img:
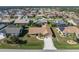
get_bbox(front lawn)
[19,35,44,49]
[0,34,44,49]
[53,27,79,49]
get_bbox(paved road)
[43,35,56,50]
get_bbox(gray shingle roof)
[5,26,21,34]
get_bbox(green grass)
[0,35,44,49]
[53,28,79,49]
[19,35,44,49]
[53,38,79,49]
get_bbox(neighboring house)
[1,19,14,23]
[0,24,7,30]
[66,19,77,26]
[47,13,54,18]
[58,26,79,36]
[36,13,44,18]
[14,16,30,24]
[27,13,35,18]
[73,19,79,25]
[0,15,14,23]
[52,19,67,26]
[4,25,22,36]
[28,24,52,36]
[33,18,47,25]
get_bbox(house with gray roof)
[51,19,67,27]
[4,25,22,36]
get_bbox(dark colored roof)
[7,24,16,27]
[54,20,66,25]
[59,27,65,31]
[0,29,6,33]
[0,24,6,29]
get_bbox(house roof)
[4,26,21,34]
[28,27,43,34]
[0,16,14,23]
[1,19,14,23]
[59,26,79,34]
[0,24,6,29]
[14,18,30,24]
[28,24,52,35]
[34,18,47,24]
[15,16,30,23]
[73,19,79,24]
[53,20,66,25]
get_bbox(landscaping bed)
[53,28,79,49]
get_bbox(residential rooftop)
[28,24,52,36]
[59,26,79,34]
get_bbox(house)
[33,18,47,26]
[28,24,52,36]
[27,13,35,18]
[66,19,77,26]
[0,24,7,30]
[0,15,14,23]
[36,13,44,18]
[14,16,30,24]
[47,13,54,18]
[73,19,79,25]
[4,25,22,36]
[1,19,14,23]
[52,19,67,26]
[58,26,79,36]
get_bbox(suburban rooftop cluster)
[0,7,79,49]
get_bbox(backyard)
[53,27,79,49]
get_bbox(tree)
[6,34,10,38]
[7,35,19,44]
[6,35,27,44]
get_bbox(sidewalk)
[43,35,56,50]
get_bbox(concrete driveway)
[43,35,56,50]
